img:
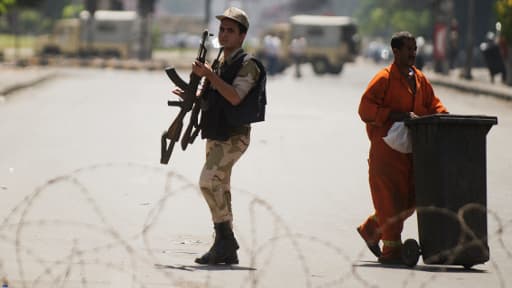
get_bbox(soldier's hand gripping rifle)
[160,30,211,165]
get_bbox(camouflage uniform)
[199,49,260,223]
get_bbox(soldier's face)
[218,19,246,49]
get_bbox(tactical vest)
[201,52,267,141]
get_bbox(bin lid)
[405,114,498,126]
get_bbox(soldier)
[173,7,266,265]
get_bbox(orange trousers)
[362,138,415,246]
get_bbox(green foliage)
[0,0,15,15]
[0,6,51,34]
[18,8,49,33]
[390,9,431,36]
[0,33,35,48]
[355,0,432,37]
[1,0,43,15]
[496,0,512,44]
[19,8,37,29]
[62,3,83,18]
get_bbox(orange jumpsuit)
[358,63,447,256]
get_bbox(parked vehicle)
[289,14,360,75]
[35,10,140,58]
[255,15,360,75]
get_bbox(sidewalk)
[426,67,512,101]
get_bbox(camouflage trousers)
[199,128,251,223]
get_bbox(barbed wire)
[0,162,510,287]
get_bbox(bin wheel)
[463,263,474,270]
[402,239,420,267]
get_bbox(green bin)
[403,114,497,268]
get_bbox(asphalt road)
[0,61,511,288]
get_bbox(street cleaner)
[357,31,448,264]
[167,7,267,265]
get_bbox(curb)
[428,74,512,101]
[0,56,190,98]
[27,56,187,71]
[0,71,57,97]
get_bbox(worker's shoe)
[357,216,382,258]
[378,243,404,265]
[195,221,239,265]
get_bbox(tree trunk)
[462,0,475,80]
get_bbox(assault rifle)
[160,30,211,164]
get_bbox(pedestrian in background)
[263,33,281,75]
[357,31,448,264]
[290,35,307,78]
[448,19,459,69]
[173,6,267,265]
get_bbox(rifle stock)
[160,132,174,164]
[160,112,184,164]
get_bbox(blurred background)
[0,0,511,85]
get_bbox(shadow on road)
[353,261,487,273]
[155,263,257,272]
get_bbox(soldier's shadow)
[155,263,257,272]
[354,261,487,273]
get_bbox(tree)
[496,0,512,43]
[62,3,83,18]
[0,0,15,15]
[496,0,512,85]
[355,0,432,37]
[1,0,43,14]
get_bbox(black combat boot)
[195,221,239,265]
[194,223,220,264]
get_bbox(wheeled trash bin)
[403,114,497,268]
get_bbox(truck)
[290,15,360,75]
[256,15,360,75]
[35,10,140,58]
